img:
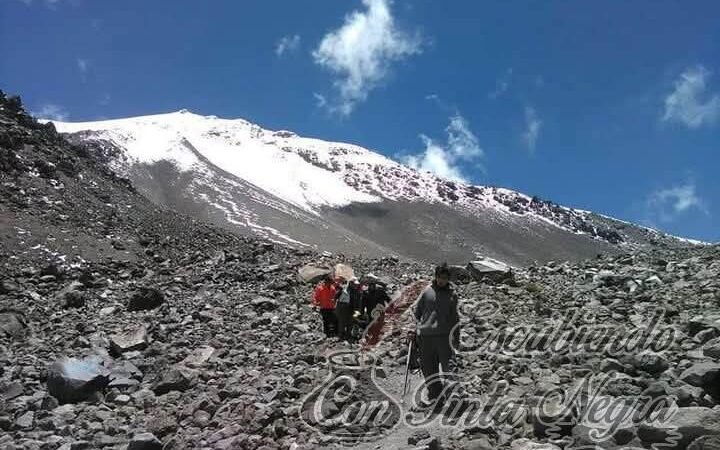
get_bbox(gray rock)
[467,258,512,282]
[110,325,150,355]
[697,328,720,344]
[0,310,28,339]
[293,324,310,333]
[58,281,86,308]
[509,439,561,450]
[703,337,720,359]
[409,429,431,445]
[680,363,720,395]
[14,411,34,429]
[1,381,23,400]
[99,306,116,316]
[114,394,131,405]
[46,356,109,404]
[600,358,625,373]
[459,437,494,450]
[689,435,720,450]
[638,407,720,449]
[631,352,669,375]
[128,287,164,311]
[153,367,196,395]
[0,415,11,431]
[448,265,471,282]
[297,264,332,284]
[251,296,278,311]
[127,432,162,450]
[181,345,216,368]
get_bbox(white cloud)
[18,0,64,7]
[32,104,69,121]
[647,181,709,223]
[522,106,542,152]
[275,35,301,57]
[312,0,422,116]
[313,93,327,108]
[77,58,88,73]
[662,65,720,128]
[489,68,513,99]
[400,114,483,183]
[77,58,89,82]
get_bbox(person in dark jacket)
[363,281,390,318]
[412,263,460,402]
[349,278,364,314]
[334,277,354,341]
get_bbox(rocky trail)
[2,91,720,449]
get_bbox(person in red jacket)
[312,276,337,337]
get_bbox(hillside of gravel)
[2,90,720,450]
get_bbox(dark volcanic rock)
[153,367,196,395]
[128,287,164,311]
[127,432,163,450]
[46,357,109,404]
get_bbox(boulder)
[408,429,431,445]
[14,411,34,429]
[531,398,576,438]
[638,407,720,449]
[631,352,670,375]
[251,297,278,311]
[0,310,28,339]
[46,357,109,404]
[510,439,561,450]
[57,281,86,309]
[689,435,720,450]
[703,338,720,359]
[109,325,150,356]
[153,367,196,395]
[688,316,720,337]
[696,328,720,344]
[297,264,332,284]
[333,263,355,281]
[448,265,472,283]
[467,258,513,283]
[128,287,164,311]
[181,346,216,368]
[127,432,163,450]
[298,264,332,284]
[680,363,720,395]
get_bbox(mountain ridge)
[49,109,704,265]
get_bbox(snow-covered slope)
[51,110,698,265]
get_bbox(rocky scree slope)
[0,91,429,449]
[2,92,720,450]
[351,245,720,450]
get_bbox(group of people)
[311,274,391,341]
[311,263,461,406]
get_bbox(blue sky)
[1,0,718,242]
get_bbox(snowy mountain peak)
[51,110,680,254]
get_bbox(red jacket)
[313,283,337,309]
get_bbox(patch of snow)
[51,110,703,245]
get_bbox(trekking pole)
[401,337,413,404]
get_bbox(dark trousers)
[418,334,452,400]
[335,303,352,340]
[320,309,337,337]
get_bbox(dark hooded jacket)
[414,282,460,337]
